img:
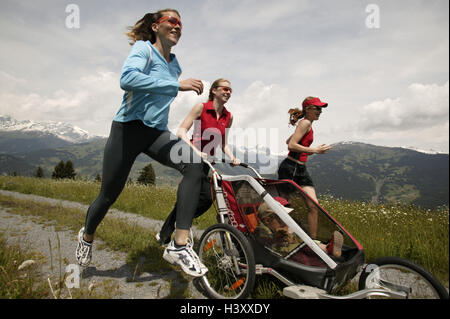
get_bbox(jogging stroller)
[195,159,449,299]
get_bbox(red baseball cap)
[302,97,328,108]
[274,197,294,213]
[274,196,289,206]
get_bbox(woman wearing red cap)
[278,96,332,240]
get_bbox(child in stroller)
[255,197,343,259]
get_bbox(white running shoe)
[186,238,208,274]
[76,227,93,267]
[163,240,208,277]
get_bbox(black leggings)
[84,120,203,235]
[158,163,213,243]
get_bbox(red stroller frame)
[220,177,365,293]
[195,159,449,299]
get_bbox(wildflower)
[18,259,36,270]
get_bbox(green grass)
[0,230,120,299]
[0,193,193,298]
[319,195,449,283]
[0,176,448,297]
[0,193,278,298]
[0,233,49,298]
[0,176,216,229]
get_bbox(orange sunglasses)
[218,86,233,93]
[156,16,182,29]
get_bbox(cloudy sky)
[0,0,448,153]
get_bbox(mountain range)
[0,115,102,145]
[306,142,448,209]
[0,116,448,209]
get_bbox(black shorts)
[277,158,314,187]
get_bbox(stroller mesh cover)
[223,179,361,269]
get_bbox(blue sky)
[0,0,448,153]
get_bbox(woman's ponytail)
[125,9,180,45]
[288,108,304,125]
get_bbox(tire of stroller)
[358,256,449,299]
[197,223,256,299]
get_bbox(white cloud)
[0,69,121,135]
[357,81,449,131]
[199,0,309,30]
[349,81,449,152]
[231,81,290,128]
[220,81,292,154]
[0,70,26,91]
[0,0,448,153]
[169,80,293,154]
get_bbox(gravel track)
[0,190,205,299]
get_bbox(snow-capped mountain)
[0,115,101,143]
[333,141,448,155]
[400,146,447,155]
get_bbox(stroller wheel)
[197,223,256,299]
[359,257,449,299]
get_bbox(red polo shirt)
[191,101,232,156]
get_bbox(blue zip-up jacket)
[114,40,181,130]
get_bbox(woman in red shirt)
[158,78,240,246]
[278,96,332,240]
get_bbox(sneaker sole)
[76,227,92,267]
[163,250,207,278]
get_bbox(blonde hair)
[125,9,180,45]
[208,78,230,101]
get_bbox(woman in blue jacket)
[76,9,208,277]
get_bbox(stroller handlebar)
[202,157,261,178]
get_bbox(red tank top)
[191,101,232,156]
[288,122,314,162]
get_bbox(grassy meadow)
[0,233,49,299]
[0,176,448,293]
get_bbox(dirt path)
[0,190,205,299]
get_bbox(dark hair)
[208,78,230,101]
[288,96,316,125]
[125,9,180,45]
